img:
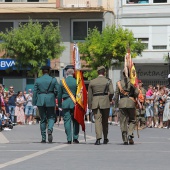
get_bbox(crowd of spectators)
[144,84,170,129]
[0,85,38,130]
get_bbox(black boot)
[47,130,53,143]
[128,136,134,145]
[122,132,128,145]
[103,139,109,144]
[95,139,101,145]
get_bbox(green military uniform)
[114,77,138,144]
[58,75,79,143]
[32,71,59,142]
[136,86,146,128]
[88,66,114,144]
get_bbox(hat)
[41,66,51,70]
[97,66,105,72]
[138,79,143,84]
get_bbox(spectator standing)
[8,86,16,123]
[108,98,114,124]
[15,91,25,125]
[136,80,146,130]
[163,88,170,128]
[55,99,64,125]
[156,87,166,128]
[153,87,159,127]
[25,89,33,125]
[145,85,154,128]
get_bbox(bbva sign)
[0,59,16,70]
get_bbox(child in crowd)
[146,85,154,106]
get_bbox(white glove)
[59,108,62,111]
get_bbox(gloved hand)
[59,108,62,111]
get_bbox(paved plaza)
[0,123,170,170]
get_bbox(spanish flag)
[73,44,87,132]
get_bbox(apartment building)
[113,0,170,87]
[0,0,114,91]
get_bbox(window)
[136,38,149,50]
[153,45,167,49]
[72,20,103,41]
[126,0,149,4]
[0,22,13,33]
[153,0,167,3]
[0,22,13,41]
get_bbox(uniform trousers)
[63,109,79,142]
[136,107,146,126]
[38,106,56,141]
[93,108,109,140]
[119,108,136,141]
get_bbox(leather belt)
[93,93,108,96]
[63,96,70,100]
[38,91,54,94]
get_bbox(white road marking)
[0,133,9,144]
[0,127,95,169]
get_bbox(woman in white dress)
[163,89,170,128]
[15,91,25,125]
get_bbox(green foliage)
[0,20,65,75]
[79,25,145,80]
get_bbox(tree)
[78,25,145,80]
[0,20,65,77]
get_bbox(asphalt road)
[0,123,170,170]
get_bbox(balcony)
[56,0,114,11]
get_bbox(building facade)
[113,0,170,88]
[0,0,114,91]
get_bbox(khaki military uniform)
[114,77,138,143]
[88,76,114,140]
[136,87,146,128]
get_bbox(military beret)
[41,65,51,70]
[97,66,105,72]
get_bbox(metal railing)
[60,0,113,10]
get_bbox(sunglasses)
[10,88,14,89]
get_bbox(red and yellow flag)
[124,49,138,87]
[73,44,87,132]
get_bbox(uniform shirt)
[88,75,114,110]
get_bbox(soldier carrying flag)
[114,49,139,145]
[58,43,87,144]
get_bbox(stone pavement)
[0,123,170,170]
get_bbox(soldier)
[114,70,139,145]
[32,66,59,143]
[58,68,79,144]
[88,66,114,145]
[136,80,146,130]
